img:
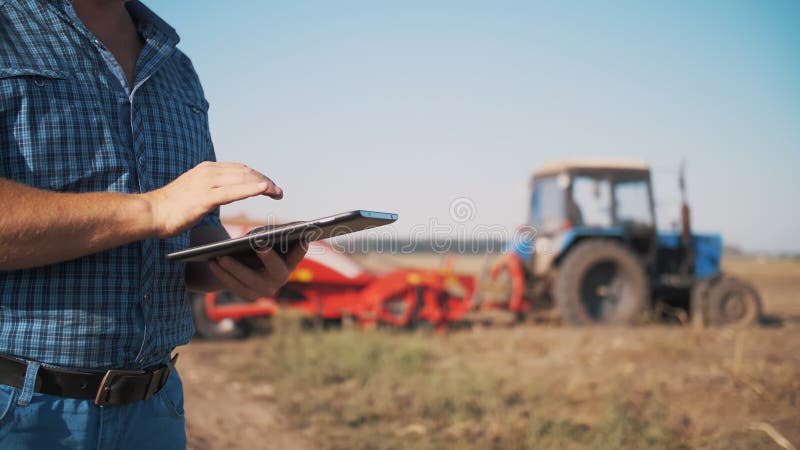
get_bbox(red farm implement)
[191,218,484,339]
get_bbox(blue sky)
[149,1,800,252]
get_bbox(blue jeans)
[0,367,186,449]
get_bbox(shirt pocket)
[0,67,70,80]
[0,68,72,126]
[137,88,213,187]
[0,67,123,192]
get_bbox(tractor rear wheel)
[706,276,762,327]
[191,292,253,340]
[554,240,648,325]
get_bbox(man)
[0,0,304,448]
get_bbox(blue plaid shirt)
[0,0,219,369]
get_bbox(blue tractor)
[481,159,762,327]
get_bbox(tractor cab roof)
[533,158,650,179]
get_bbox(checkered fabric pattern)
[0,0,220,369]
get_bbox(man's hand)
[0,161,293,274]
[207,244,308,300]
[143,161,283,238]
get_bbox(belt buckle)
[94,368,145,406]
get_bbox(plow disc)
[358,271,453,328]
[477,254,527,313]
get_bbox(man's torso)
[0,0,217,369]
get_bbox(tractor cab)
[531,160,654,235]
[522,159,657,276]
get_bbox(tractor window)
[615,180,653,227]
[571,177,612,227]
[530,176,565,233]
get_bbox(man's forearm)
[0,178,156,270]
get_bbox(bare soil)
[182,338,314,450]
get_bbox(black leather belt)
[0,353,176,406]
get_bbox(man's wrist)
[129,193,162,240]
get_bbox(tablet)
[166,210,398,265]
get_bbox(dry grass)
[229,311,799,450]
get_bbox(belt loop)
[164,353,178,385]
[17,361,40,406]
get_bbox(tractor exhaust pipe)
[679,160,695,276]
[679,160,691,248]
[680,202,692,250]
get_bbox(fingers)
[205,238,308,303]
[208,258,264,300]
[196,161,283,200]
[209,171,268,188]
[214,255,288,299]
[284,240,309,270]
[211,170,282,199]
[256,249,291,288]
[208,182,273,206]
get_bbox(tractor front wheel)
[690,275,720,328]
[705,276,762,328]
[554,240,648,326]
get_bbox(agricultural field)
[180,257,800,450]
